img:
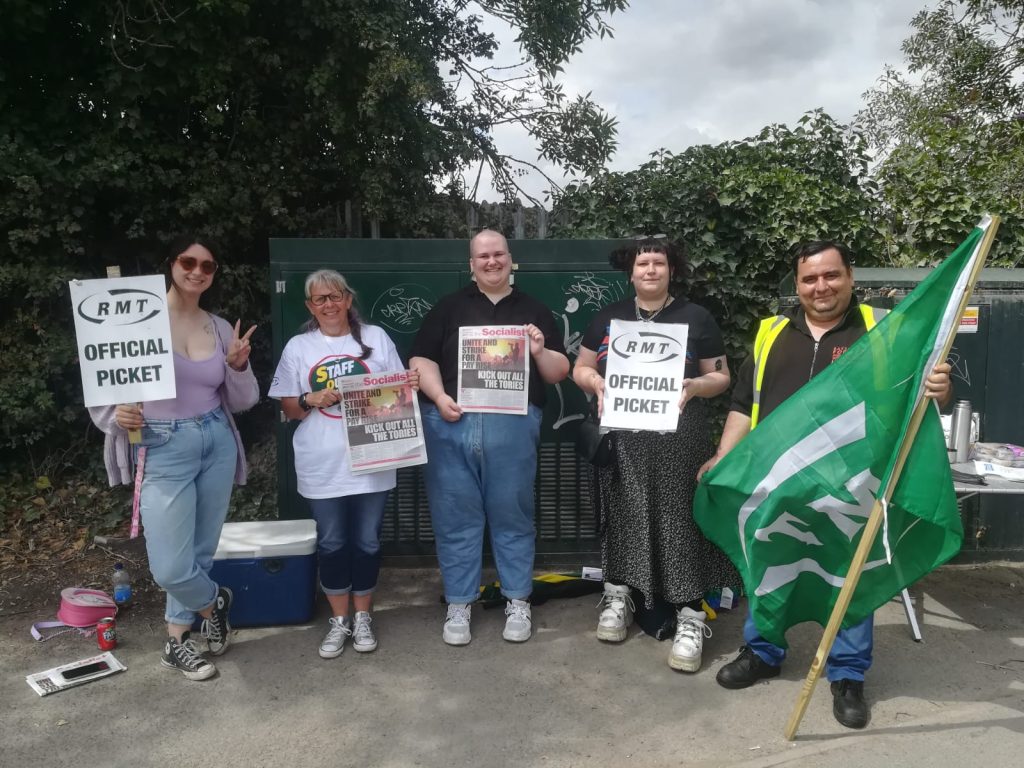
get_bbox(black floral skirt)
[596,399,741,608]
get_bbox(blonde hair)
[303,269,373,359]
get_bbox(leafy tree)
[552,111,881,361]
[858,0,1024,263]
[0,0,624,463]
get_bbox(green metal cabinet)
[269,238,631,562]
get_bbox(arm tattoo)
[715,358,723,371]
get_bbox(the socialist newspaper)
[456,325,530,415]
[339,370,426,474]
[599,319,689,432]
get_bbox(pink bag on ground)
[31,588,118,641]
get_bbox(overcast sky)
[473,0,931,202]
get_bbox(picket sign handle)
[104,265,143,445]
[783,216,1000,741]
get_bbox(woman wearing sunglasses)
[89,235,259,681]
[269,270,417,660]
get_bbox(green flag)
[694,222,990,648]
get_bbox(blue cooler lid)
[213,520,318,559]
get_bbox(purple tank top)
[144,352,226,420]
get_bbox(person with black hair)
[702,240,953,729]
[573,237,739,673]
[89,236,259,681]
[269,269,417,659]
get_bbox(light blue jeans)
[305,491,389,596]
[137,408,236,626]
[744,610,874,682]
[422,404,542,604]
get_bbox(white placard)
[340,370,427,475]
[69,275,175,407]
[599,319,688,432]
[456,325,530,415]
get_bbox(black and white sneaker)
[161,633,216,681]
[201,586,233,656]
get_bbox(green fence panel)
[270,238,631,562]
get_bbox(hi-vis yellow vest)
[749,305,888,429]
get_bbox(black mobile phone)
[61,661,111,681]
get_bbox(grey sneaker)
[442,603,472,646]
[352,611,378,653]
[319,616,352,659]
[596,583,634,642]
[668,607,710,672]
[503,599,532,642]
[201,586,233,656]
[161,632,216,681]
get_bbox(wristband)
[298,393,313,412]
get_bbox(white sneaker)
[319,616,351,659]
[596,583,634,642]
[502,599,532,642]
[442,603,472,646]
[352,611,378,653]
[668,607,710,672]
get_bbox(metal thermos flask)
[950,399,973,463]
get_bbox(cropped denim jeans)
[305,491,389,595]
[422,403,542,604]
[744,610,874,682]
[137,408,236,626]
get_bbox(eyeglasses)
[176,255,219,275]
[632,233,667,241]
[309,292,349,306]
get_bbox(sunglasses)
[309,292,349,306]
[176,255,219,275]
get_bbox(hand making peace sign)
[226,319,257,371]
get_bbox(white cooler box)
[208,520,318,627]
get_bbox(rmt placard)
[69,275,176,407]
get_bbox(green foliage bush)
[552,111,883,362]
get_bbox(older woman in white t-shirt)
[269,270,417,659]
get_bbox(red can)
[97,617,117,651]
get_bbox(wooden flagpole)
[783,215,1001,740]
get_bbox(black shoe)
[716,645,781,689]
[831,679,869,729]
[201,586,233,656]
[161,632,216,681]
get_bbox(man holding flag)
[696,239,957,730]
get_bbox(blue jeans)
[744,610,874,682]
[422,404,542,604]
[306,491,388,595]
[137,408,237,626]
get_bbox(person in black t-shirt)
[410,229,569,647]
[573,237,739,674]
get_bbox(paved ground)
[2,564,1023,768]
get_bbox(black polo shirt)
[409,282,566,408]
[731,299,874,422]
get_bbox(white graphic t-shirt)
[269,325,405,499]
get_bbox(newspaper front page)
[456,325,530,415]
[340,370,426,474]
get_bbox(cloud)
[467,0,929,201]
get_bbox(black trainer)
[161,632,216,681]
[716,645,781,689]
[831,679,870,729]
[201,586,233,656]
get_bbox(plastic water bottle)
[112,562,132,607]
